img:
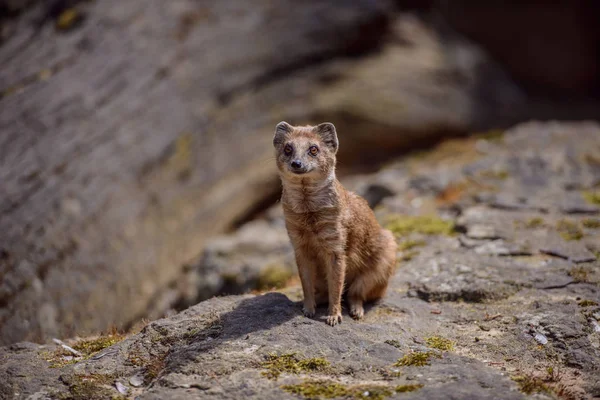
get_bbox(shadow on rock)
[165,292,298,373]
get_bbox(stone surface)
[189,218,295,305]
[3,0,600,345]
[0,0,393,345]
[4,121,598,399]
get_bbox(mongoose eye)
[308,145,319,156]
[284,144,293,156]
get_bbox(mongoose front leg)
[295,249,317,318]
[326,252,345,326]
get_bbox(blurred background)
[1,0,600,345]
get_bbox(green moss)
[257,264,293,290]
[125,346,168,385]
[479,169,509,180]
[384,340,402,349]
[40,333,125,368]
[584,153,600,167]
[569,266,592,283]
[578,299,598,307]
[282,381,349,398]
[386,215,455,237]
[556,220,584,241]
[400,250,419,262]
[40,349,79,368]
[55,8,80,31]
[512,375,551,395]
[583,190,600,206]
[182,328,200,339]
[395,384,424,393]
[72,334,125,356]
[56,374,124,400]
[282,380,420,400]
[143,352,167,384]
[261,353,330,379]
[1,84,24,98]
[394,351,438,367]
[166,133,193,180]
[582,218,600,229]
[398,239,426,251]
[524,217,545,229]
[425,336,455,351]
[474,129,504,142]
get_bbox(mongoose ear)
[274,121,292,147]
[315,122,338,153]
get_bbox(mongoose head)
[273,121,338,182]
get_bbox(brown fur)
[273,121,397,326]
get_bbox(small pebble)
[115,381,128,395]
[129,374,144,387]
[591,320,600,333]
[534,333,548,345]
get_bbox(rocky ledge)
[1,121,599,400]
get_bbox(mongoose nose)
[291,160,303,169]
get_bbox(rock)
[472,240,532,257]
[3,0,600,345]
[129,374,144,387]
[0,0,393,345]
[190,217,295,304]
[466,224,504,240]
[115,381,128,395]
[1,121,600,398]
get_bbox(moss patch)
[569,266,592,283]
[125,345,168,385]
[257,264,293,290]
[395,384,424,393]
[394,351,438,367]
[40,348,79,368]
[474,129,504,142]
[384,340,402,349]
[425,336,455,351]
[400,250,419,262]
[398,239,426,251]
[41,333,125,368]
[524,217,545,229]
[582,218,600,229]
[282,380,423,400]
[386,215,455,237]
[282,381,349,399]
[72,333,125,356]
[56,374,124,400]
[583,190,600,206]
[261,353,330,379]
[578,299,598,307]
[55,8,81,31]
[479,169,509,180]
[143,352,168,384]
[512,375,551,395]
[556,220,583,241]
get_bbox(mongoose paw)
[349,305,364,320]
[302,306,316,318]
[326,313,343,326]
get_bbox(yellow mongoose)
[273,121,397,326]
